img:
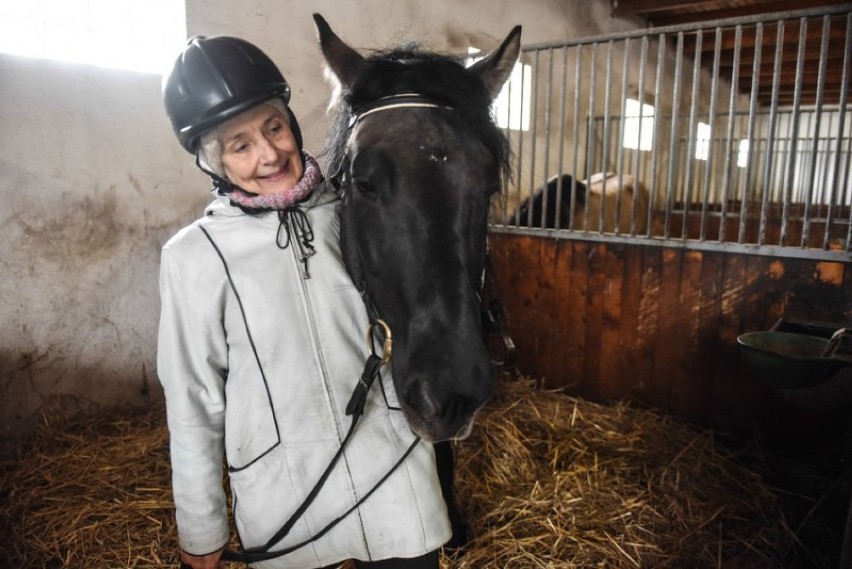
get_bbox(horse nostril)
[407,381,486,423]
[406,382,439,420]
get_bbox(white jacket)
[157,183,451,568]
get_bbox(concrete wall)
[0,0,642,454]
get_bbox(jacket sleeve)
[157,238,230,555]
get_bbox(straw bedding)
[0,380,830,568]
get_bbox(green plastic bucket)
[736,331,846,390]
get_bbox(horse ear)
[468,25,522,101]
[313,13,368,90]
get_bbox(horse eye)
[351,177,374,195]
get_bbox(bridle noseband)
[347,93,453,129]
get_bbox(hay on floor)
[449,379,792,568]
[0,379,829,568]
[0,395,178,567]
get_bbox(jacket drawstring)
[277,208,315,279]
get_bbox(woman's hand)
[179,547,225,569]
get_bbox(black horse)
[511,172,650,233]
[316,15,521,443]
[512,174,587,229]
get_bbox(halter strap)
[348,93,453,128]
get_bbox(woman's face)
[220,103,303,195]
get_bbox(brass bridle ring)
[366,319,393,364]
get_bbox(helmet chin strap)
[194,151,239,195]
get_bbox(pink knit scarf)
[226,152,322,211]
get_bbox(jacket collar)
[204,179,339,218]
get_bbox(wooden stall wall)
[489,233,852,439]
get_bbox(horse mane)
[321,44,512,186]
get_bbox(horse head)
[314,14,520,442]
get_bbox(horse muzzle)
[395,344,495,442]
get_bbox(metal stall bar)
[583,43,598,232]
[683,29,703,240]
[802,15,831,248]
[540,48,554,230]
[780,17,808,246]
[633,35,649,236]
[599,40,615,234]
[826,114,836,208]
[510,55,523,227]
[847,134,852,252]
[570,44,583,230]
[615,37,630,236]
[647,34,665,236]
[759,20,785,247]
[827,13,852,250]
[738,23,763,244]
[846,130,852,252]
[664,32,684,239]
[718,25,743,244]
[526,50,541,228]
[504,55,515,225]
[780,111,795,205]
[701,28,723,242]
[555,46,568,231]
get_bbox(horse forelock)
[321,43,512,187]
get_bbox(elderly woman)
[159,36,450,569]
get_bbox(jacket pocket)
[224,383,280,471]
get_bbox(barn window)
[622,97,655,151]
[468,47,531,131]
[737,139,749,168]
[695,122,711,161]
[0,0,186,74]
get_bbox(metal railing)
[491,5,852,261]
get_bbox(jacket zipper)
[285,211,372,557]
[288,239,342,441]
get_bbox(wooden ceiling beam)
[741,73,846,92]
[705,45,849,65]
[683,51,846,76]
[760,94,845,106]
[722,55,849,78]
[634,0,851,27]
[608,1,850,108]
[610,0,720,18]
[680,22,849,54]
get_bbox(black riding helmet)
[162,35,303,155]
